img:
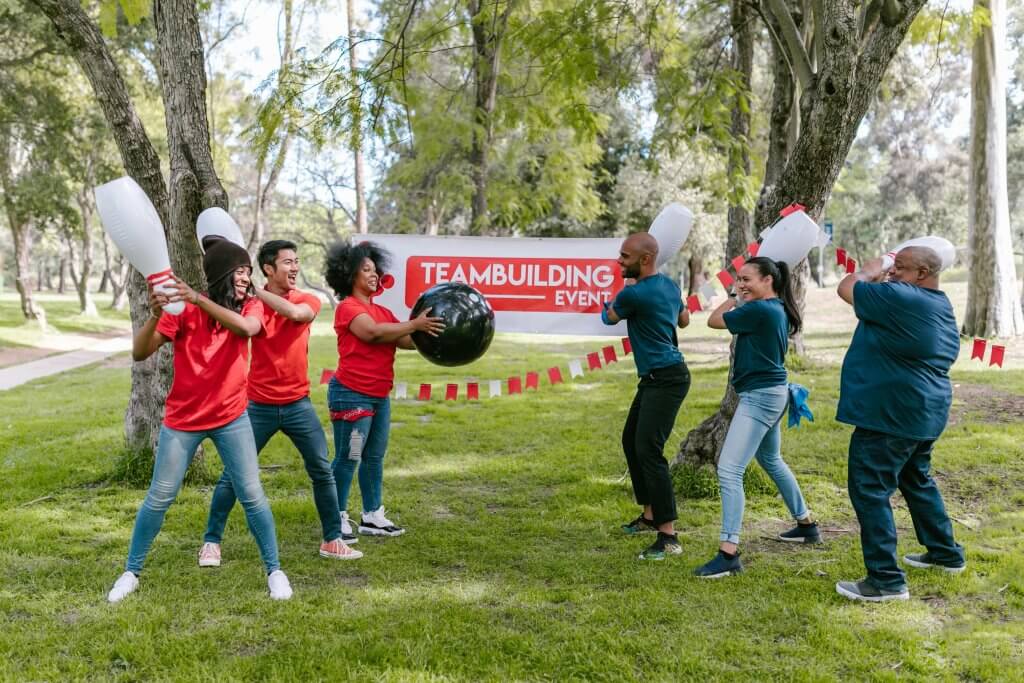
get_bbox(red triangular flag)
[746,241,760,257]
[547,367,563,385]
[621,337,632,355]
[845,258,856,274]
[466,382,480,400]
[525,372,539,390]
[717,270,734,288]
[971,338,987,361]
[445,383,458,401]
[989,344,1005,368]
[417,384,432,401]
[686,294,702,313]
[779,203,806,217]
[603,345,618,364]
[320,369,333,385]
[731,255,746,272]
[508,376,522,394]
[836,248,847,267]
[587,352,601,370]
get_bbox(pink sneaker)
[319,538,363,560]
[198,542,221,567]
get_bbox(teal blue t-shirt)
[837,281,959,441]
[723,298,788,393]
[609,274,684,376]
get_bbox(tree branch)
[763,0,815,88]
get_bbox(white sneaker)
[358,506,405,537]
[339,511,358,544]
[267,570,293,600]
[198,542,221,567]
[107,571,139,603]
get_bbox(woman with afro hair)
[324,240,444,539]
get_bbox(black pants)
[622,362,691,526]
[848,427,965,591]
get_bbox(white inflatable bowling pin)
[94,177,184,315]
[648,203,694,268]
[757,210,830,267]
[881,236,956,271]
[196,207,246,252]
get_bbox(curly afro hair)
[324,240,392,299]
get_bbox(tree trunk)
[348,0,368,234]
[33,0,223,480]
[725,0,755,261]
[10,222,40,320]
[110,257,129,310]
[677,0,929,469]
[57,257,67,294]
[687,252,705,296]
[963,0,1023,337]
[468,0,511,234]
[72,190,98,316]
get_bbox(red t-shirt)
[156,297,264,431]
[248,289,322,405]
[334,297,399,398]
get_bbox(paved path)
[0,335,132,391]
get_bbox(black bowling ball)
[410,282,495,366]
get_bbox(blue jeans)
[328,378,391,514]
[204,398,342,545]
[125,413,280,574]
[848,427,965,592]
[717,385,810,544]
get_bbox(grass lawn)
[1,286,1023,681]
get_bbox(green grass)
[1,289,1023,681]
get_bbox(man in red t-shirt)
[199,240,361,565]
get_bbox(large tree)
[29,0,224,463]
[677,0,931,468]
[962,0,1024,338]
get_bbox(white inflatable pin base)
[94,176,184,315]
[648,203,694,268]
[757,210,830,267]
[196,207,246,252]
[881,236,956,271]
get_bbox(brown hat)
[203,238,251,287]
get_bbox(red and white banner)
[366,234,626,336]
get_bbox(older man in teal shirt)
[834,246,966,602]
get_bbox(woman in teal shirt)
[694,257,818,578]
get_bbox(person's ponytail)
[773,260,802,335]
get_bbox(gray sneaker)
[903,552,965,574]
[836,579,909,602]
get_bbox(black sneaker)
[903,552,966,574]
[694,550,743,578]
[778,521,822,544]
[622,515,657,535]
[835,579,909,602]
[638,532,682,560]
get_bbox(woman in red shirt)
[324,241,443,538]
[107,239,290,603]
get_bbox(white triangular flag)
[394,382,407,399]
[700,282,717,303]
[568,359,583,378]
[488,379,502,398]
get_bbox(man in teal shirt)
[834,247,966,602]
[602,232,691,560]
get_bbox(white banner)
[365,234,627,336]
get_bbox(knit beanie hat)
[202,238,251,287]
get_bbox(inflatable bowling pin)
[196,207,246,252]
[757,209,829,267]
[648,203,694,268]
[881,236,956,271]
[94,177,185,315]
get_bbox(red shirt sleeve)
[334,298,365,334]
[156,307,183,340]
